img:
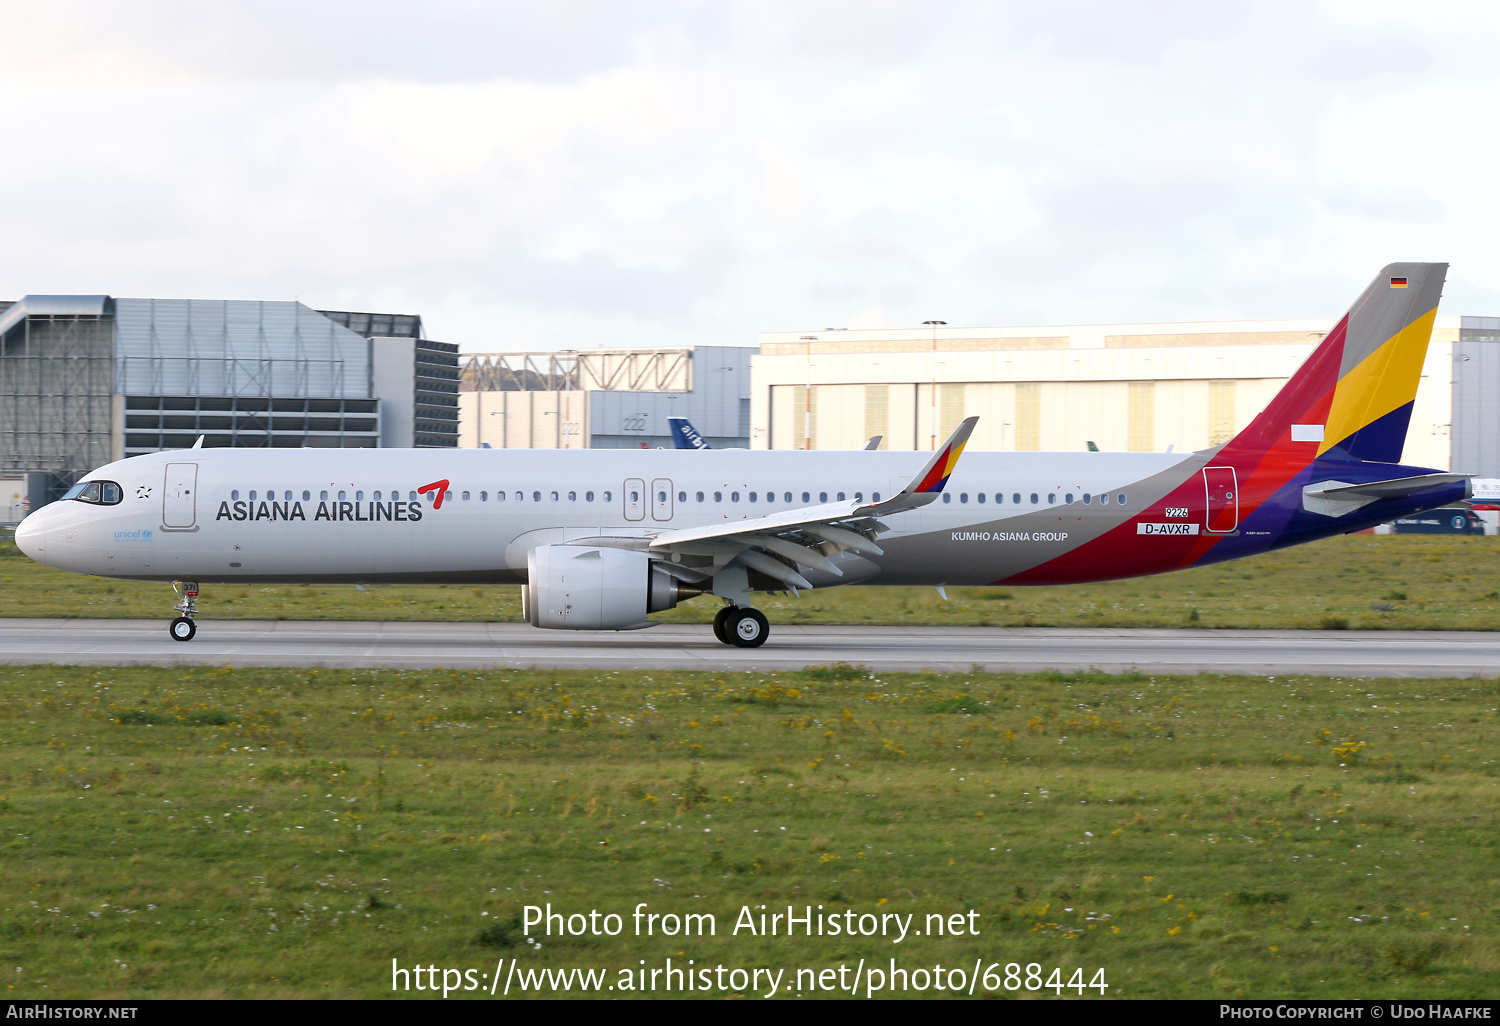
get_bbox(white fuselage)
[16,447,1189,587]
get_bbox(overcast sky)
[2,0,1498,350]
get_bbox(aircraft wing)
[643,417,978,590]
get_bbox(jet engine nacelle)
[523,545,699,630]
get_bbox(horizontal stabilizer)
[1303,472,1471,517]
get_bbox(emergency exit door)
[623,478,645,521]
[1203,466,1239,534]
[651,478,674,521]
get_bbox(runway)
[0,618,1493,676]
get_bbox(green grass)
[1,664,1496,998]
[3,534,1500,631]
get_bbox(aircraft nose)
[14,508,47,563]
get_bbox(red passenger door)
[1203,466,1238,534]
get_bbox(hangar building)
[0,295,457,502]
[459,345,752,449]
[752,315,1500,476]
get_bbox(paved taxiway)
[0,618,1493,676]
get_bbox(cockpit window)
[63,480,122,505]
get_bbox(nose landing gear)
[169,581,198,642]
[712,603,769,648]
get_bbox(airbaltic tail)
[668,417,712,450]
[14,264,1467,647]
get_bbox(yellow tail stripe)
[1318,307,1437,456]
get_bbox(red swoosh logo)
[417,479,450,509]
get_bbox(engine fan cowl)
[525,545,702,630]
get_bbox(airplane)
[671,416,881,452]
[13,263,1469,649]
[668,417,712,450]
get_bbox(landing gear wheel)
[712,606,735,643]
[169,616,197,642]
[729,608,769,648]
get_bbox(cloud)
[0,0,1498,351]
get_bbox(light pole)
[923,320,946,449]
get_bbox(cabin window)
[1100,493,1109,505]
[302,490,310,501]
[550,491,558,502]
[819,492,828,502]
[696,491,704,502]
[783,492,792,502]
[1117,493,1127,505]
[678,491,686,502]
[532,491,541,502]
[569,491,576,502]
[976,492,985,503]
[232,490,240,500]
[338,490,347,501]
[731,492,740,502]
[495,491,505,502]
[872,492,881,502]
[461,491,470,501]
[603,490,612,502]
[479,491,487,501]
[630,490,639,503]
[960,493,968,503]
[854,492,863,501]
[749,492,757,502]
[1029,493,1038,504]
[376,491,384,501]
[714,491,722,502]
[802,492,810,503]
[1065,493,1073,504]
[356,491,364,501]
[585,491,594,501]
[943,493,952,503]
[408,491,417,501]
[321,490,329,501]
[1047,493,1056,504]
[446,491,453,502]
[837,492,845,501]
[249,491,257,501]
[658,490,667,503]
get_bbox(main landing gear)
[169,581,198,642]
[712,604,769,648]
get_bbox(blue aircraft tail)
[668,417,711,450]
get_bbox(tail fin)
[668,417,711,450]
[1228,262,1446,465]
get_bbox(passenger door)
[651,478,673,521]
[162,463,199,531]
[1203,466,1238,534]
[623,478,645,521]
